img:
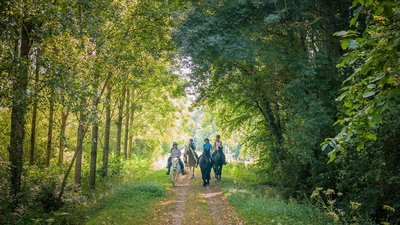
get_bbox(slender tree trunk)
[128,98,135,159]
[29,53,40,165]
[102,84,111,176]
[74,114,86,187]
[45,92,55,167]
[89,74,100,188]
[9,22,33,200]
[89,122,98,188]
[116,86,126,156]
[256,98,282,143]
[58,109,68,165]
[123,89,130,159]
[59,122,87,200]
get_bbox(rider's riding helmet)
[172,142,178,147]
[216,135,220,139]
[204,138,209,142]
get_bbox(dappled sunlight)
[204,191,222,199]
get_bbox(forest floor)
[150,170,243,225]
[87,163,333,225]
[86,167,243,225]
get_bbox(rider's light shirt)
[171,148,181,158]
[214,141,223,150]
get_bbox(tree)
[323,0,400,161]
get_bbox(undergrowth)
[220,163,335,225]
[0,156,167,225]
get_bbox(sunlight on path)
[150,169,243,225]
[172,181,190,225]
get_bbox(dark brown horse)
[212,146,224,181]
[184,146,197,179]
[199,151,212,186]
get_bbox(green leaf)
[365,133,377,141]
[362,91,375,98]
[348,40,359,49]
[335,31,348,37]
[356,141,364,151]
[341,39,349,50]
[386,77,398,86]
[327,150,336,163]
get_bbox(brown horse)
[184,146,198,179]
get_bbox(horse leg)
[206,169,211,185]
[220,165,223,180]
[201,169,206,186]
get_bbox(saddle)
[200,153,212,164]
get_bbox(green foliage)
[0,157,162,224]
[174,0,349,204]
[86,171,169,225]
[324,0,400,160]
[35,180,62,213]
[221,164,334,225]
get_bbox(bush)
[35,180,62,212]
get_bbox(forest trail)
[150,169,243,225]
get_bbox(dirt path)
[151,170,242,225]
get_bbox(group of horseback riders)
[166,135,226,175]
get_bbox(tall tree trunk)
[45,92,55,167]
[9,22,33,200]
[89,79,100,188]
[128,97,135,159]
[102,84,111,176]
[74,114,86,187]
[58,109,68,165]
[59,122,87,201]
[123,89,130,159]
[89,122,98,188]
[29,51,40,165]
[116,86,126,156]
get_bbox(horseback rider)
[166,142,186,175]
[187,138,199,166]
[202,138,212,161]
[212,135,227,165]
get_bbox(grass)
[219,163,335,225]
[20,169,171,225]
[85,171,170,225]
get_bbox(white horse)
[170,157,181,186]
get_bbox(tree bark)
[128,97,135,159]
[9,22,33,200]
[123,89,130,159]
[59,122,87,200]
[102,83,111,176]
[116,86,126,156]
[45,91,55,167]
[89,84,100,188]
[89,122,98,188]
[58,109,68,165]
[29,52,40,165]
[74,114,86,187]
[256,98,282,143]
